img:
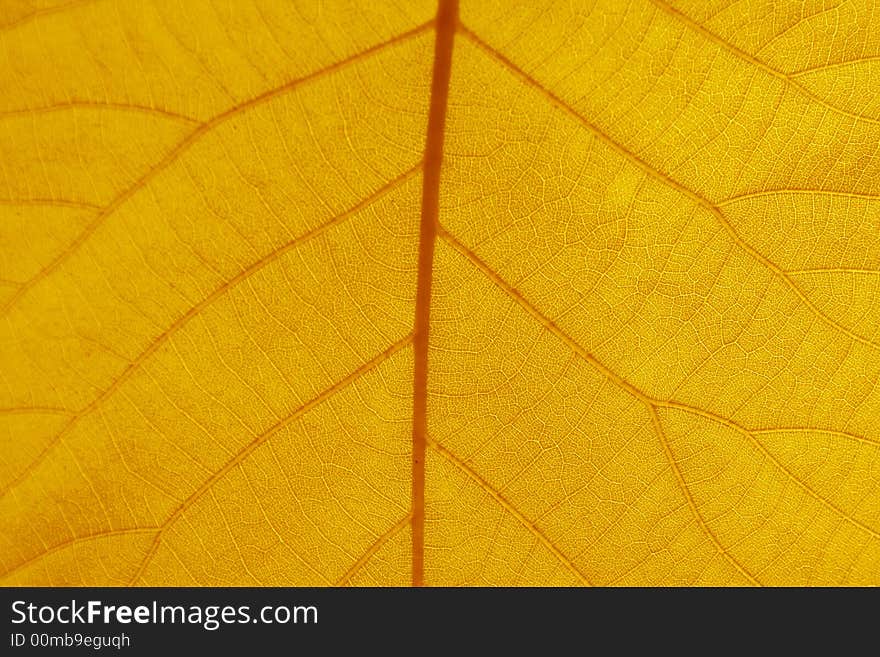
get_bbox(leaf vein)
[646,0,880,125]
[336,514,412,586]
[649,407,761,585]
[0,166,421,501]
[427,436,593,586]
[129,335,413,584]
[458,24,880,350]
[0,101,200,124]
[440,227,880,542]
[0,528,157,581]
[0,20,433,316]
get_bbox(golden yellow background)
[1,0,879,585]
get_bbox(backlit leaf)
[1,0,879,586]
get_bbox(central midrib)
[411,0,458,588]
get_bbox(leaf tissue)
[1,0,879,586]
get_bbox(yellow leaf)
[1,0,879,586]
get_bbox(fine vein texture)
[1,0,879,587]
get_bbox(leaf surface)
[1,0,879,586]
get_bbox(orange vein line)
[0,0,99,33]
[0,406,74,416]
[751,427,880,448]
[440,229,880,565]
[438,228,656,407]
[427,436,593,586]
[130,336,413,585]
[663,401,880,540]
[786,268,880,277]
[719,188,880,205]
[648,407,760,585]
[0,101,201,125]
[0,198,102,210]
[0,166,420,501]
[459,25,880,351]
[647,0,880,125]
[411,0,457,589]
[791,56,880,76]
[336,513,412,586]
[0,528,157,580]
[0,20,433,316]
